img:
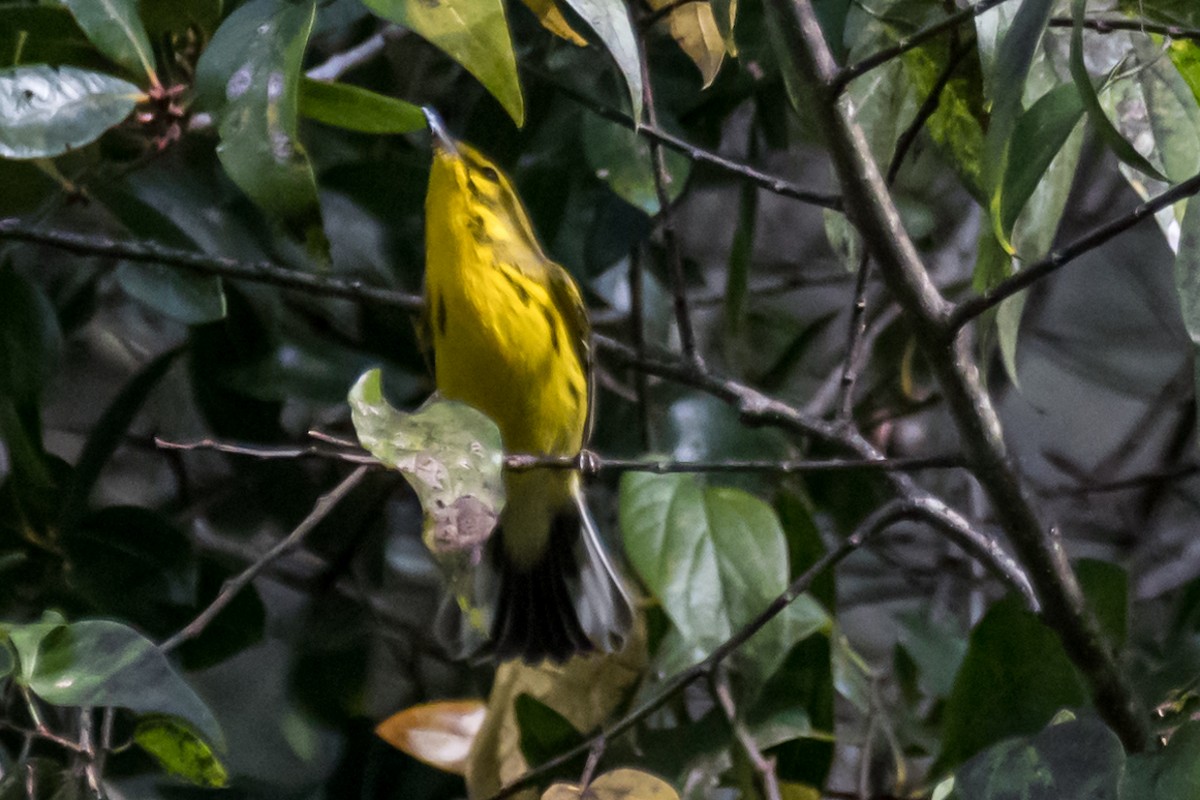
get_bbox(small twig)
[629,246,653,449]
[834,0,1017,91]
[579,738,607,788]
[161,466,368,652]
[1047,16,1200,41]
[155,436,377,464]
[711,668,782,800]
[948,169,1200,331]
[307,28,394,82]
[637,23,701,367]
[525,69,842,210]
[0,220,423,312]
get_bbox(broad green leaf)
[349,369,504,563]
[135,716,229,787]
[1075,559,1128,651]
[935,596,1088,772]
[581,109,690,215]
[901,34,988,201]
[299,78,425,133]
[1069,0,1165,184]
[1123,720,1200,798]
[91,180,227,324]
[61,0,157,83]
[750,634,835,789]
[560,0,643,121]
[1115,0,1199,33]
[619,473,828,682]
[362,0,524,126]
[896,612,967,699]
[0,611,66,682]
[982,0,1053,249]
[995,83,1086,245]
[1169,40,1200,107]
[0,65,141,159]
[949,717,1123,800]
[514,693,585,767]
[647,0,726,87]
[0,266,62,408]
[23,620,225,748]
[194,0,327,258]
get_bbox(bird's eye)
[480,166,500,182]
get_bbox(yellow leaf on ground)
[466,617,648,799]
[647,0,726,87]
[520,0,588,46]
[375,699,487,775]
[542,768,679,800]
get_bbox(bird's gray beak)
[423,107,459,157]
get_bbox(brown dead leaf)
[542,768,680,800]
[376,699,487,775]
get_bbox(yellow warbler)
[422,108,633,663]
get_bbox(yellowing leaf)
[466,620,648,798]
[647,0,726,88]
[375,700,487,775]
[520,0,587,46]
[542,768,680,800]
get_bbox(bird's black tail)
[490,498,633,664]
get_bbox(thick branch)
[769,0,1147,750]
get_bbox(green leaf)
[1169,39,1200,107]
[581,109,690,215]
[1123,720,1200,798]
[982,0,1053,249]
[0,266,62,409]
[349,369,504,563]
[950,716,1123,800]
[195,0,327,258]
[619,473,828,681]
[514,693,585,767]
[896,612,967,699]
[1075,559,1128,651]
[935,596,1088,772]
[1069,0,1166,183]
[1,611,66,681]
[0,65,141,159]
[135,715,229,787]
[1176,197,1200,442]
[362,0,523,126]
[61,0,157,83]
[63,506,195,628]
[994,83,1086,246]
[60,348,181,530]
[22,620,225,748]
[298,78,425,133]
[559,0,643,122]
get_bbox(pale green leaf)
[61,0,157,82]
[362,0,523,126]
[560,0,643,121]
[299,78,425,134]
[135,716,229,788]
[0,65,141,159]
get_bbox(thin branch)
[948,169,1200,331]
[160,466,368,652]
[773,0,1147,750]
[712,668,782,800]
[637,25,701,366]
[526,69,843,210]
[306,28,392,81]
[485,498,919,800]
[157,435,966,475]
[834,0,1017,91]
[0,219,423,312]
[1047,16,1200,41]
[836,37,973,419]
